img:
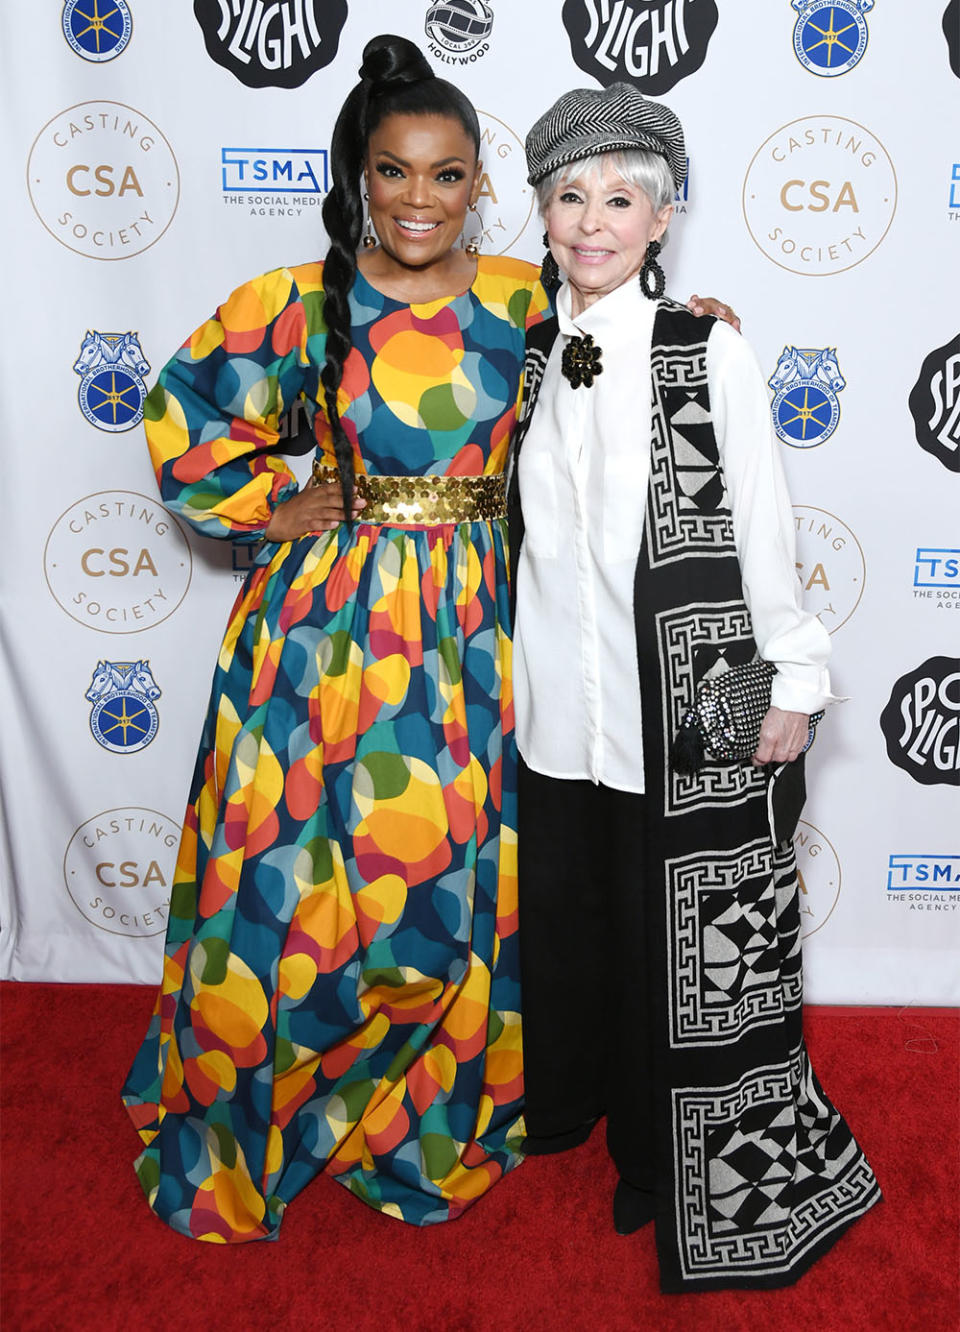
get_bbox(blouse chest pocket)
[518,449,559,560]
[602,454,648,564]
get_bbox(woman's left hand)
[687,294,741,332]
[752,707,810,766]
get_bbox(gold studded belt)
[311,461,506,525]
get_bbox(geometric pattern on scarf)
[666,838,803,1048]
[673,1044,878,1281]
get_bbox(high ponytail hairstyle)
[319,34,481,520]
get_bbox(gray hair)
[534,148,675,217]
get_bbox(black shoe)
[613,1179,656,1235]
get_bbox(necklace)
[561,333,603,389]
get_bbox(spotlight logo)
[62,0,133,61]
[794,819,841,938]
[193,0,346,88]
[425,0,493,62]
[791,1,873,77]
[469,111,536,255]
[880,657,960,786]
[44,491,192,633]
[908,333,960,472]
[886,854,960,914]
[63,808,178,936]
[793,506,865,633]
[221,147,328,219]
[562,0,719,93]
[86,659,161,754]
[27,101,179,261]
[73,330,150,432]
[768,345,846,447]
[743,116,896,276]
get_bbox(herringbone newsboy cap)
[525,82,686,190]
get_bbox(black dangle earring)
[362,191,377,249]
[464,203,483,256]
[540,231,561,292]
[639,238,665,299]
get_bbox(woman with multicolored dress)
[122,34,549,1240]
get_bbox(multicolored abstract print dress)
[122,255,548,1241]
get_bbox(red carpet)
[1,983,957,1331]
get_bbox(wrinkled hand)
[263,480,364,542]
[752,707,810,766]
[687,294,742,332]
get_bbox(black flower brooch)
[561,334,603,389]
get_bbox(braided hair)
[319,34,481,519]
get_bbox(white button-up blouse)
[512,278,835,794]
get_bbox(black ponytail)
[319,34,481,521]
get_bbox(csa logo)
[43,490,192,632]
[791,0,873,77]
[62,0,132,61]
[945,0,960,78]
[63,807,178,936]
[880,656,960,786]
[425,0,493,62]
[27,101,179,261]
[793,819,841,938]
[193,0,346,89]
[86,659,161,754]
[768,346,845,447]
[908,333,960,473]
[743,116,896,276]
[73,330,150,432]
[562,0,718,94]
[469,112,535,254]
[793,506,865,633]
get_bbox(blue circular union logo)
[792,1,872,77]
[62,0,133,62]
[768,345,846,447]
[73,331,149,432]
[86,660,160,754]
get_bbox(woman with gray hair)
[508,84,880,1291]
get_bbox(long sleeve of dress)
[144,267,318,541]
[708,320,838,715]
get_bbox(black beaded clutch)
[670,660,823,774]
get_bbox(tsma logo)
[221,148,328,194]
[887,855,960,890]
[914,549,960,588]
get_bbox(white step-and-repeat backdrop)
[1,1,957,999]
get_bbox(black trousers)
[517,758,656,1191]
